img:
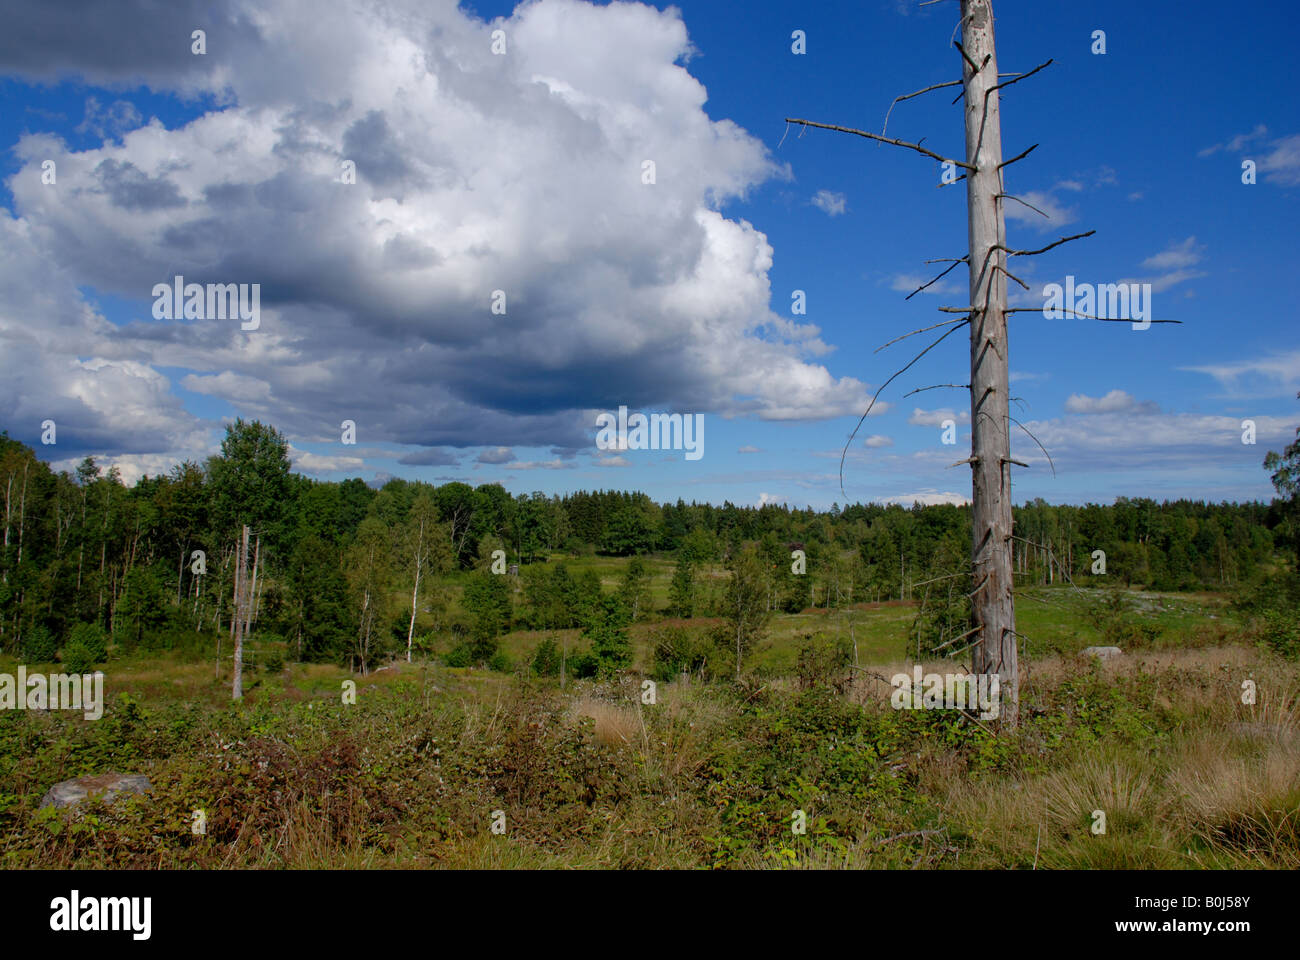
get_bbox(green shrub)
[67,622,108,663]
[61,639,96,674]
[443,643,474,668]
[794,632,853,690]
[1235,574,1300,658]
[584,596,632,677]
[531,637,561,676]
[22,625,57,662]
[650,625,713,682]
[567,651,598,679]
[488,650,513,673]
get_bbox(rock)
[39,772,152,810]
[1080,646,1123,660]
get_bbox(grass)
[2,576,1295,870]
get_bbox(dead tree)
[231,523,249,700]
[784,0,1174,726]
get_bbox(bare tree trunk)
[962,0,1018,727]
[406,568,421,663]
[407,521,423,664]
[220,540,238,679]
[16,459,28,568]
[244,534,261,636]
[232,525,248,700]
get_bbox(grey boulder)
[1080,646,1123,660]
[39,772,152,810]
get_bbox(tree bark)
[232,524,248,700]
[244,534,260,636]
[962,0,1018,726]
[407,515,424,663]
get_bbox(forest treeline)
[1,416,1295,671]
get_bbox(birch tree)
[403,490,451,662]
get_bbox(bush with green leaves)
[22,625,57,663]
[1085,589,1164,650]
[67,622,108,663]
[794,632,854,690]
[443,643,474,668]
[667,559,695,618]
[531,637,561,677]
[262,647,286,674]
[584,596,632,677]
[650,625,713,682]
[567,651,599,679]
[1235,574,1300,659]
[61,639,96,675]
[488,650,513,673]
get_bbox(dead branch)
[996,193,1050,219]
[840,319,970,496]
[783,118,974,170]
[1010,416,1055,476]
[875,315,970,353]
[883,80,963,137]
[952,41,981,77]
[933,625,982,652]
[1006,307,1182,324]
[904,382,968,397]
[987,58,1054,96]
[1000,230,1096,257]
[905,257,968,300]
[997,142,1039,170]
[995,264,1029,290]
[944,636,984,660]
[911,572,969,589]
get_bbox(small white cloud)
[504,458,573,470]
[1198,124,1268,157]
[1259,133,1300,186]
[863,434,893,448]
[289,445,367,476]
[1181,349,1300,398]
[908,407,969,426]
[882,490,970,507]
[594,455,630,467]
[1142,237,1204,271]
[1063,389,1157,415]
[476,446,514,464]
[811,189,846,216]
[738,444,762,453]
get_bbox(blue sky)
[0,0,1296,509]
